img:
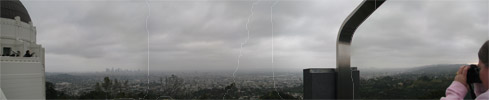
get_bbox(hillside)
[403,64,466,75]
[360,64,467,78]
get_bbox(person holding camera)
[23,50,35,57]
[441,40,489,100]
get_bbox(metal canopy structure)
[336,0,385,99]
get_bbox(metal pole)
[336,0,385,99]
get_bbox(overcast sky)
[21,0,488,72]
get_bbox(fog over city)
[21,0,488,72]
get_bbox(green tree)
[160,74,187,98]
[94,82,102,92]
[259,91,296,99]
[113,79,121,93]
[46,82,58,99]
[78,90,106,99]
[46,81,74,99]
[101,77,112,99]
[102,77,112,91]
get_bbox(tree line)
[46,75,300,99]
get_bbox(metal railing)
[0,56,40,62]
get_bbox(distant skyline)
[21,0,488,72]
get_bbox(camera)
[467,64,482,84]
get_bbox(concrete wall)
[1,58,45,99]
[0,17,40,57]
[0,10,45,100]
[0,88,6,99]
[0,17,37,43]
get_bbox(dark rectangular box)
[303,68,336,99]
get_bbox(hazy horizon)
[43,63,469,73]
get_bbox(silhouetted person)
[9,51,15,57]
[10,51,21,57]
[23,50,35,57]
[16,51,21,57]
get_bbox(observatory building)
[0,0,46,99]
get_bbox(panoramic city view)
[0,0,488,99]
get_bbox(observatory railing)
[0,56,40,63]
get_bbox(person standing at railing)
[10,51,21,57]
[16,51,21,57]
[23,50,35,57]
[441,40,489,100]
[9,51,16,57]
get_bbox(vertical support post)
[336,0,385,99]
[352,67,360,99]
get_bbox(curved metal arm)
[336,0,385,99]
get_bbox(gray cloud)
[353,0,488,68]
[21,0,488,72]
